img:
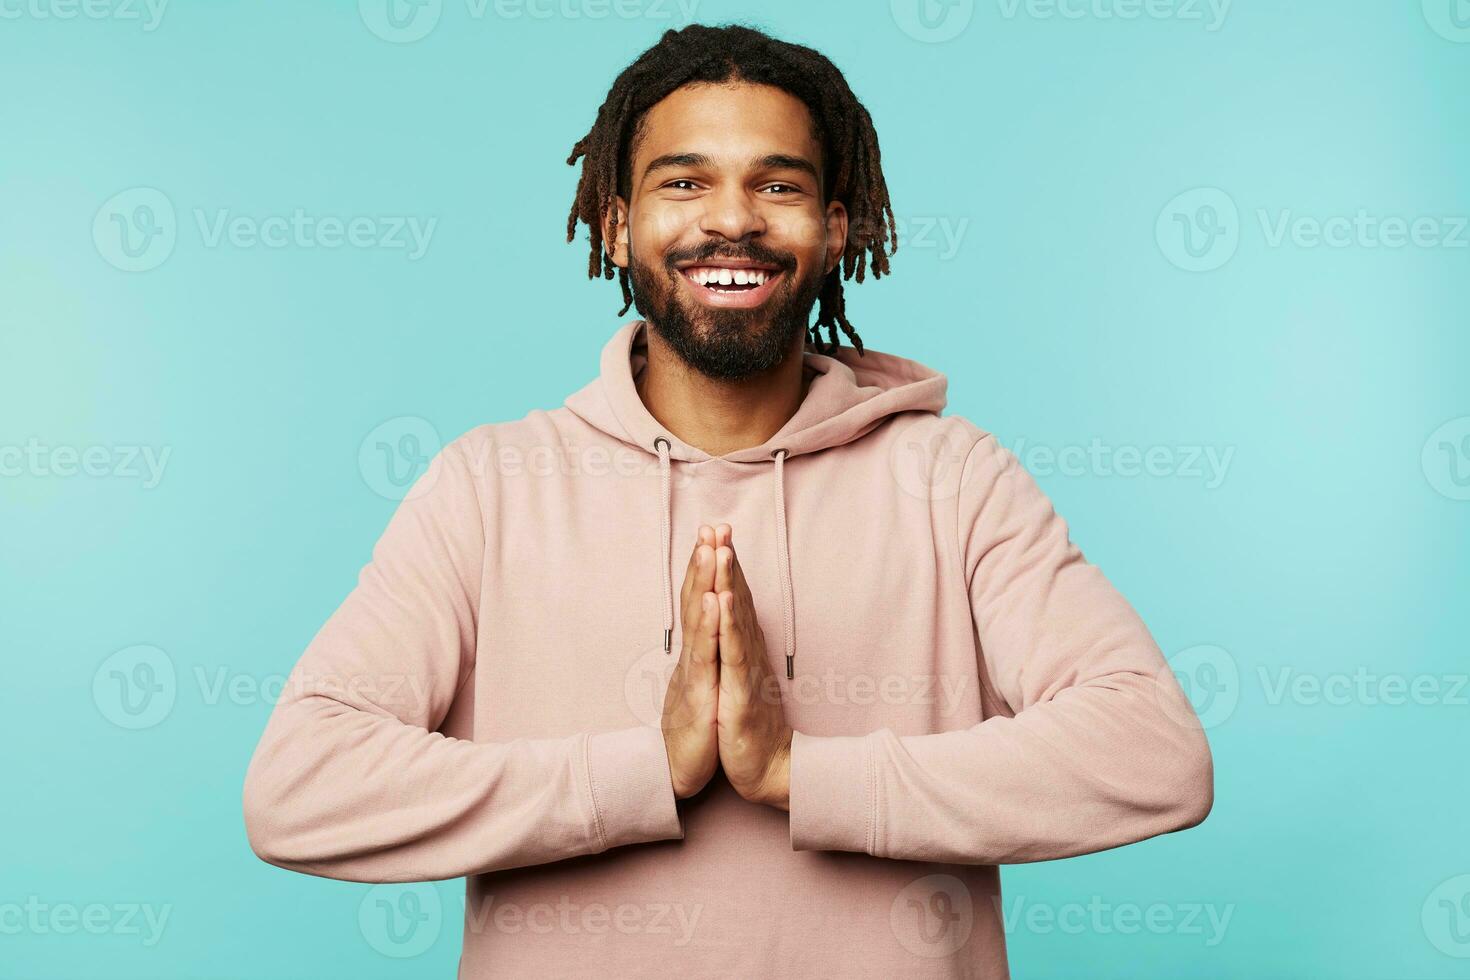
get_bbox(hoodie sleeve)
[242,434,683,883]
[788,430,1213,864]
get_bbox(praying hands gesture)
[661,524,793,810]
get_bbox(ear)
[823,199,848,277]
[602,195,631,269]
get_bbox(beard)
[627,238,826,382]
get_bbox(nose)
[697,183,767,243]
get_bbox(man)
[243,23,1212,979]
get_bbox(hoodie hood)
[564,319,948,678]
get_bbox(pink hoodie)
[243,319,1213,978]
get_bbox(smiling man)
[243,23,1213,979]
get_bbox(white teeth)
[687,267,772,287]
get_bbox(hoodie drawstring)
[654,437,674,657]
[770,448,795,679]
[654,439,797,680]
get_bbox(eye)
[663,179,699,191]
[763,183,800,195]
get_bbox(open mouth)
[677,264,784,308]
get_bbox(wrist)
[753,727,793,811]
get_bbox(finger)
[680,544,715,654]
[714,544,734,597]
[714,523,732,549]
[679,524,715,604]
[691,591,719,673]
[724,539,757,619]
[717,590,748,674]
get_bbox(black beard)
[627,242,825,382]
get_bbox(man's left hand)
[711,523,792,811]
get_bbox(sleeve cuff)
[788,730,875,854]
[584,726,685,851]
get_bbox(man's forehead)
[633,83,821,175]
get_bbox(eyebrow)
[641,152,820,186]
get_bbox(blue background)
[2,1,1467,976]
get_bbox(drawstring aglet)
[785,655,793,680]
[664,628,672,655]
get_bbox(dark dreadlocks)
[564,22,898,356]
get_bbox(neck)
[635,324,814,458]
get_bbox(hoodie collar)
[565,320,948,464]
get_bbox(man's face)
[605,81,848,381]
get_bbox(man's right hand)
[662,524,721,799]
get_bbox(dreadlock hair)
[564,22,898,357]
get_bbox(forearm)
[243,697,682,882]
[786,673,1213,864]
